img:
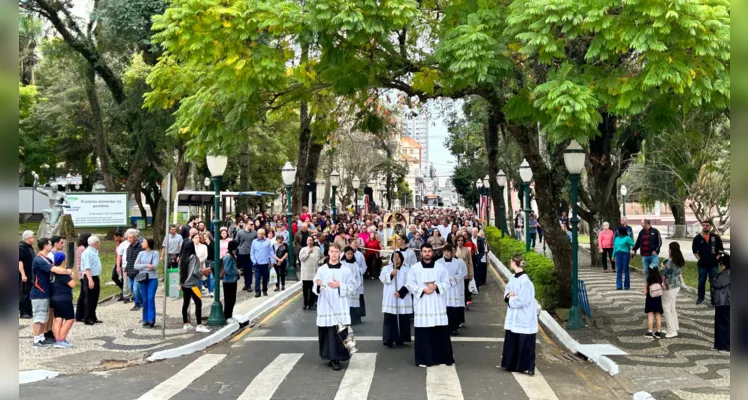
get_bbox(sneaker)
[130,305,141,311]
[665,332,678,338]
[226,318,238,324]
[32,341,51,348]
[644,330,655,338]
[209,293,214,298]
[718,350,730,354]
[195,325,211,333]
[183,324,193,331]
[54,340,73,349]
[282,285,285,291]
[696,299,704,305]
[42,337,56,346]
[654,331,663,339]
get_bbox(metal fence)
[578,280,592,319]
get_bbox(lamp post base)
[567,305,585,330]
[207,301,226,326]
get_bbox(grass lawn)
[628,256,699,288]
[578,234,590,244]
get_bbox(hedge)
[485,226,558,309]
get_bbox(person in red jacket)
[364,227,382,280]
[598,222,616,272]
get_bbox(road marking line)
[230,292,302,343]
[136,353,226,400]
[334,353,377,400]
[243,336,524,343]
[512,369,559,400]
[427,364,464,400]
[237,353,303,400]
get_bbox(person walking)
[470,228,487,288]
[300,236,323,310]
[428,228,446,260]
[380,251,413,347]
[455,235,474,307]
[633,219,662,279]
[135,238,159,327]
[365,227,383,280]
[597,222,615,272]
[80,236,103,325]
[712,254,730,353]
[501,254,538,376]
[124,229,144,310]
[236,222,256,292]
[161,225,183,271]
[514,211,524,241]
[615,217,634,239]
[221,240,240,323]
[251,229,274,298]
[179,233,211,333]
[528,213,538,248]
[273,235,289,291]
[219,228,231,259]
[660,242,685,338]
[692,221,724,305]
[438,245,467,336]
[614,227,635,290]
[643,267,664,339]
[74,233,91,322]
[19,230,36,319]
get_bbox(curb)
[147,281,302,362]
[489,252,620,376]
[19,370,59,385]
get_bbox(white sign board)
[65,193,129,227]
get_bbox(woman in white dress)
[313,243,356,371]
[500,254,538,376]
[379,251,413,347]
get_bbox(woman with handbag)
[660,242,685,338]
[180,234,211,333]
[134,238,159,328]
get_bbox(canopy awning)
[172,190,277,223]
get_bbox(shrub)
[485,226,558,309]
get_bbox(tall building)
[401,112,429,166]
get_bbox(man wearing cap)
[19,230,36,319]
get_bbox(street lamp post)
[352,175,361,219]
[379,181,386,210]
[519,159,533,253]
[282,162,298,281]
[564,140,586,330]
[497,170,507,237]
[330,170,340,223]
[620,184,628,217]
[483,175,490,226]
[206,155,228,326]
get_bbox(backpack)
[649,282,663,298]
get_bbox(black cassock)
[500,330,536,373]
[714,305,730,351]
[414,326,454,367]
[383,285,412,346]
[446,307,465,330]
[318,326,351,362]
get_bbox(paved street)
[20,270,626,400]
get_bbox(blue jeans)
[697,266,719,303]
[138,278,158,323]
[198,261,215,294]
[254,264,270,294]
[615,252,631,290]
[641,255,659,279]
[530,232,537,247]
[128,276,142,307]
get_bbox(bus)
[424,194,443,208]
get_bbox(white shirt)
[313,264,355,327]
[379,264,413,314]
[437,224,451,240]
[437,257,467,308]
[503,273,538,334]
[406,260,449,328]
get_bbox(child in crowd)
[644,267,664,339]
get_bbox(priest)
[313,243,356,371]
[437,244,467,336]
[391,235,418,267]
[406,243,454,367]
[379,250,413,347]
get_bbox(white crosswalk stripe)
[136,353,226,400]
[513,369,559,400]
[237,353,303,400]
[427,364,464,400]
[334,353,377,400]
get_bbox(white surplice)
[391,247,418,268]
[437,257,467,308]
[354,250,367,295]
[379,264,413,315]
[406,261,449,328]
[503,272,538,334]
[313,264,356,327]
[341,259,361,307]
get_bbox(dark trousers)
[464,279,472,303]
[475,261,487,287]
[530,232,537,247]
[274,262,287,287]
[182,288,202,324]
[223,281,237,319]
[302,280,317,307]
[238,254,253,289]
[83,276,101,323]
[19,278,32,316]
[601,248,615,270]
[254,264,270,294]
[75,279,87,321]
[111,265,123,291]
[698,266,719,303]
[366,254,381,279]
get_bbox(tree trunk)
[484,104,501,227]
[133,188,148,223]
[84,65,117,192]
[238,142,250,213]
[670,199,686,238]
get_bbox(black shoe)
[385,343,393,348]
[142,322,150,327]
[117,296,125,302]
[523,370,535,376]
[76,319,84,323]
[274,287,280,292]
[123,298,131,304]
[332,361,342,371]
[94,319,103,324]
[303,305,308,310]
[131,305,141,311]
[282,285,285,290]
[84,320,95,326]
[263,291,268,296]
[696,298,704,305]
[396,341,405,346]
[255,294,261,298]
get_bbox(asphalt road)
[21,266,628,400]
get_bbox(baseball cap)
[22,230,35,240]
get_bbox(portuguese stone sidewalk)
[564,246,730,400]
[18,281,293,375]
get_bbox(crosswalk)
[134,351,559,400]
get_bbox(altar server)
[341,246,363,325]
[313,244,356,371]
[500,254,538,376]
[350,239,368,318]
[406,243,454,367]
[391,235,418,267]
[437,244,467,335]
[379,251,413,347]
